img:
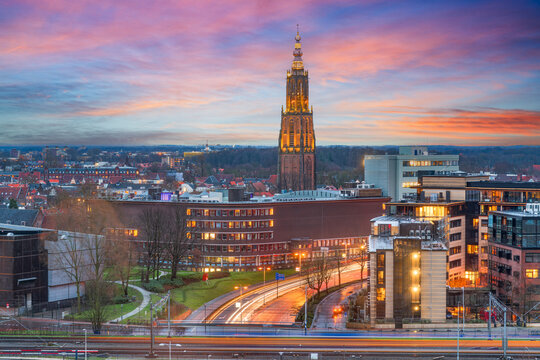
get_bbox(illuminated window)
[186,209,192,215]
[467,245,478,254]
[376,287,385,301]
[377,270,384,285]
[269,220,274,227]
[526,269,539,278]
[269,208,274,215]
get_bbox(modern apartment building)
[368,216,447,327]
[487,203,540,316]
[384,176,540,288]
[364,146,459,201]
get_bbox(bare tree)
[139,208,166,282]
[48,232,86,313]
[107,234,137,297]
[351,241,368,280]
[164,205,194,280]
[303,254,332,298]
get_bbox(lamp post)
[83,328,87,360]
[457,301,461,360]
[167,290,171,338]
[159,342,181,360]
[258,266,271,304]
[304,285,308,335]
[294,252,306,272]
[234,285,248,324]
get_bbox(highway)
[209,263,364,325]
[0,335,538,359]
[312,281,366,329]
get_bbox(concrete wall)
[385,250,394,320]
[420,250,447,323]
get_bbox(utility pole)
[167,290,171,338]
[462,286,465,332]
[304,285,308,335]
[457,301,460,360]
[146,301,156,358]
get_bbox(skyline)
[1,0,539,146]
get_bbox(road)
[312,281,366,329]
[0,335,538,359]
[210,263,365,325]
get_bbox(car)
[446,312,453,319]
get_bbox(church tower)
[278,29,316,191]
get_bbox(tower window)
[289,121,294,146]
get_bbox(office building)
[368,216,447,327]
[364,146,459,201]
[112,188,388,271]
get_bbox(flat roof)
[490,210,540,218]
[467,181,540,190]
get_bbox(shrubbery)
[142,280,165,293]
[158,275,184,288]
[112,295,130,304]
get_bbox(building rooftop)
[467,181,540,189]
[0,208,40,227]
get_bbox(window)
[377,270,385,285]
[450,219,462,228]
[376,287,386,301]
[450,246,461,255]
[449,259,462,269]
[377,253,385,267]
[378,224,391,236]
[450,233,462,242]
[525,253,540,263]
[467,245,478,254]
[526,269,539,279]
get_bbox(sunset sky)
[1,0,539,146]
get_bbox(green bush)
[142,280,165,293]
[159,275,184,288]
[113,295,130,304]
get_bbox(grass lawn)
[68,284,142,322]
[171,268,296,311]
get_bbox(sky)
[0,0,539,146]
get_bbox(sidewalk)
[108,282,151,323]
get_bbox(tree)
[8,198,17,209]
[164,206,194,280]
[139,208,166,282]
[107,234,137,297]
[53,198,121,332]
[86,278,113,333]
[48,231,86,313]
[351,240,369,280]
[302,254,332,298]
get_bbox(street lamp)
[83,328,87,360]
[258,266,271,305]
[258,266,271,286]
[234,285,248,324]
[294,252,306,272]
[159,342,181,360]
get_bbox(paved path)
[108,282,151,324]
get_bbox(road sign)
[275,273,285,280]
